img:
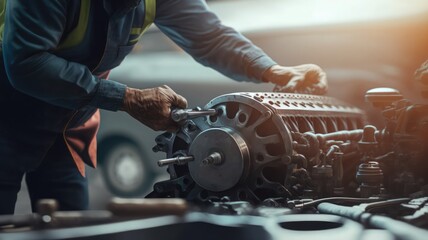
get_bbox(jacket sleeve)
[2,0,126,111]
[155,0,277,82]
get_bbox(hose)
[318,202,428,240]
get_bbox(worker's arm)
[2,0,126,111]
[155,0,274,82]
[155,0,327,94]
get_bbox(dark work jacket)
[0,0,276,171]
[0,0,150,171]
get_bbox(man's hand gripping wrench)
[157,108,217,167]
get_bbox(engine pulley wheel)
[188,128,249,192]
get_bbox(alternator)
[149,92,365,203]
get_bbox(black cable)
[318,202,428,240]
[289,197,383,209]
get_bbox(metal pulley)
[188,128,250,192]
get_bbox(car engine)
[146,88,427,240]
[1,88,427,240]
[150,88,427,203]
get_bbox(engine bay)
[150,88,427,202]
[1,88,427,240]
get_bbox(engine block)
[148,92,401,203]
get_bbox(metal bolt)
[202,152,223,166]
[157,156,194,167]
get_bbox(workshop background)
[15,0,428,214]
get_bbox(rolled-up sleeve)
[155,0,277,82]
[2,0,126,111]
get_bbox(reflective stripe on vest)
[0,0,6,43]
[58,0,91,50]
[0,0,156,49]
[0,0,91,50]
[129,0,157,44]
[61,0,156,49]
[60,0,157,47]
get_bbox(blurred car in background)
[94,0,428,200]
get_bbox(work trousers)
[0,135,88,214]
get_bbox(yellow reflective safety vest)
[0,0,156,49]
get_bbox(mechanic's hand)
[262,64,328,95]
[120,85,188,132]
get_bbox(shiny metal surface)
[188,128,249,192]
